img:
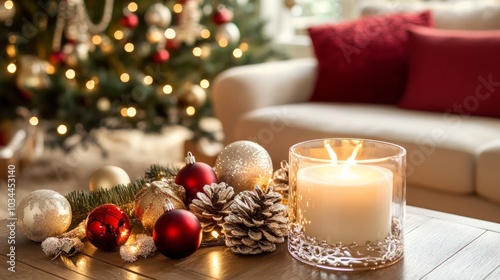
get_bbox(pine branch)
[65,164,179,227]
[144,163,179,182]
[65,179,145,227]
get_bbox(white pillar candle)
[297,164,393,245]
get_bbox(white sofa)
[212,1,500,223]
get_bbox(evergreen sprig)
[65,164,179,227]
[144,163,179,182]
[65,179,145,227]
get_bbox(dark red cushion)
[308,11,433,104]
[398,26,500,118]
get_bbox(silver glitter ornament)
[145,3,172,28]
[215,141,273,194]
[16,189,72,242]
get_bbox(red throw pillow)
[398,26,500,118]
[308,11,432,104]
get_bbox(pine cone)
[223,185,288,255]
[267,160,289,204]
[189,182,235,233]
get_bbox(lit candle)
[297,164,393,245]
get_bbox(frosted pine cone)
[223,185,288,255]
[189,182,235,233]
[267,161,289,204]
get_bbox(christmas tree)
[0,0,281,153]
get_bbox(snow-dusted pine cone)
[189,182,235,233]
[267,160,289,204]
[223,185,288,255]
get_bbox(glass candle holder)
[288,138,406,271]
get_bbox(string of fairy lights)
[3,1,249,136]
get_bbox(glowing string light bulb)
[127,2,138,12]
[186,106,196,116]
[124,43,134,52]
[200,79,209,89]
[127,107,137,117]
[65,69,76,79]
[192,47,202,57]
[57,125,68,135]
[173,3,182,13]
[200,29,210,39]
[4,1,14,10]
[232,48,243,58]
[6,63,16,73]
[29,117,39,126]
[164,28,176,39]
[163,84,173,94]
[120,73,130,82]
[143,75,153,85]
[114,30,124,40]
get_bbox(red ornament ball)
[153,49,170,63]
[175,152,218,204]
[213,6,233,25]
[85,204,132,251]
[49,51,66,65]
[153,207,202,259]
[165,39,180,50]
[120,13,139,28]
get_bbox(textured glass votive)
[288,138,406,271]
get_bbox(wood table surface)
[1,206,499,280]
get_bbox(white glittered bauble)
[215,22,240,44]
[215,141,273,194]
[16,189,72,242]
[89,166,131,192]
[145,3,172,28]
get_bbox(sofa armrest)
[212,58,317,144]
[477,139,500,204]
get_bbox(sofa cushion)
[234,103,500,194]
[477,139,500,204]
[361,0,500,30]
[398,26,500,119]
[307,11,432,104]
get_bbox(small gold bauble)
[215,140,273,194]
[134,180,186,231]
[16,189,72,242]
[89,166,131,192]
[178,84,207,109]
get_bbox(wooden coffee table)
[1,206,499,279]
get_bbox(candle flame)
[347,141,362,163]
[324,140,362,165]
[324,140,338,165]
[324,140,363,177]
[342,141,362,176]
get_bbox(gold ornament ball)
[178,84,207,109]
[16,189,72,242]
[215,141,273,194]
[134,181,187,232]
[89,166,131,192]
